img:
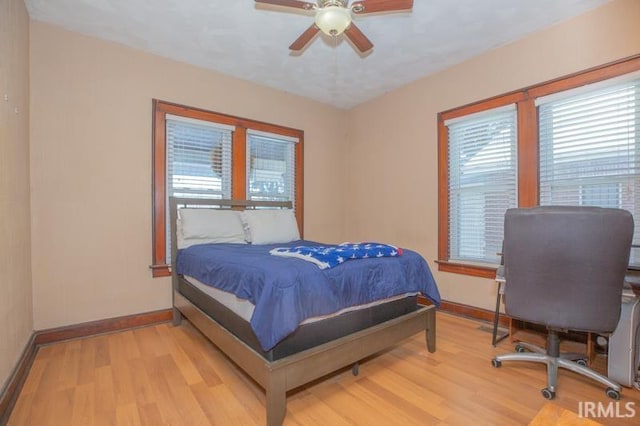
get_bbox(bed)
[169,197,439,425]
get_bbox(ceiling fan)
[255,0,414,54]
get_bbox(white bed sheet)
[184,275,418,325]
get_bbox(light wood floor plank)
[136,402,163,426]
[310,380,391,425]
[108,335,138,407]
[77,337,98,385]
[286,391,352,426]
[59,340,81,389]
[197,381,262,426]
[142,354,190,425]
[69,382,95,426]
[367,367,447,419]
[5,390,34,426]
[115,402,142,426]
[93,335,111,369]
[171,325,223,387]
[153,354,211,425]
[155,324,205,386]
[18,356,47,395]
[8,312,640,425]
[45,388,75,426]
[126,357,157,407]
[133,326,172,358]
[93,365,116,425]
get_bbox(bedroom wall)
[29,22,348,329]
[345,0,640,312]
[0,0,33,391]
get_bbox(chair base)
[492,330,621,400]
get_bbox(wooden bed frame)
[169,197,436,426]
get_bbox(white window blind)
[246,130,297,208]
[446,105,518,264]
[539,78,640,265]
[166,115,233,259]
[167,115,233,199]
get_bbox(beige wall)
[0,0,32,391]
[346,0,640,311]
[29,22,348,329]
[25,0,640,331]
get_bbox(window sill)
[435,260,498,279]
[150,264,171,278]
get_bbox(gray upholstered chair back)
[503,206,633,333]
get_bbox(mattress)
[185,274,418,324]
[177,276,420,361]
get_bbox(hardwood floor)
[8,312,640,425]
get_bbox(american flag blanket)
[269,242,403,269]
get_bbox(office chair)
[491,206,634,400]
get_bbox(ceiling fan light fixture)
[314,6,352,36]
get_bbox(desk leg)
[492,282,503,346]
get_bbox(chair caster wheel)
[515,344,527,353]
[352,363,359,376]
[541,388,556,400]
[606,387,620,400]
[491,358,502,368]
[576,358,588,367]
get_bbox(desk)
[624,270,640,296]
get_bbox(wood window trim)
[438,54,640,278]
[151,100,304,277]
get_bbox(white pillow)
[241,209,300,245]
[178,208,246,248]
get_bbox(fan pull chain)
[331,35,339,103]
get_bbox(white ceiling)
[25,0,609,109]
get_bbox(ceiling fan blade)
[289,24,321,51]
[351,0,413,14]
[344,23,373,53]
[255,0,316,11]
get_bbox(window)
[446,106,518,265]
[438,55,640,278]
[151,100,304,277]
[166,116,233,200]
[538,77,640,265]
[164,116,234,262]
[246,131,297,204]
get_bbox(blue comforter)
[176,240,440,351]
